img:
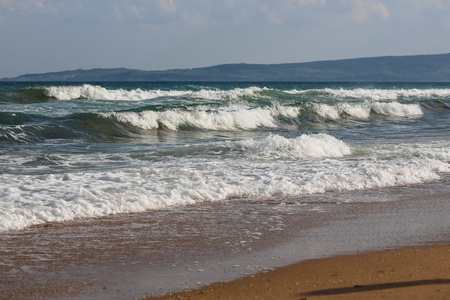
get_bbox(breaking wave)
[286,88,450,101]
[43,84,270,101]
[102,104,300,131]
[231,133,352,159]
[312,102,423,120]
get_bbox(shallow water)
[1,178,448,299]
[0,82,449,231]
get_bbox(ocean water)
[0,82,449,232]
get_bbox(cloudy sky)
[1,0,449,78]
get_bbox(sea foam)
[1,83,449,233]
[1,137,448,232]
[234,133,351,159]
[313,102,423,120]
[103,104,300,131]
[44,84,269,101]
[287,88,450,101]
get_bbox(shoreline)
[150,244,450,300]
[0,181,449,299]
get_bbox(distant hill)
[3,53,450,82]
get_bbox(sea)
[0,81,449,232]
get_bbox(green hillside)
[3,53,450,82]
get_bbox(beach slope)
[152,245,450,300]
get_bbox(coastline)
[0,179,449,300]
[150,245,450,300]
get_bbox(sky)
[1,0,450,78]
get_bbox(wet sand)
[151,245,450,300]
[0,180,449,299]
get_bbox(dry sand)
[151,245,450,300]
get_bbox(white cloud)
[4,0,448,32]
[350,0,390,22]
[292,0,326,6]
[0,0,58,15]
[407,0,448,10]
[259,5,282,25]
[111,2,148,21]
[159,0,176,13]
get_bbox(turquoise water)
[0,82,449,231]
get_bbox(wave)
[102,104,300,131]
[0,112,38,125]
[45,85,450,102]
[0,87,54,104]
[312,102,423,120]
[1,138,448,232]
[1,106,291,144]
[43,84,270,101]
[0,99,428,145]
[230,133,351,159]
[4,85,450,106]
[0,124,78,144]
[103,101,423,132]
[287,88,450,101]
[0,102,424,145]
[0,84,271,103]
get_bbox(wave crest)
[234,133,351,159]
[313,102,423,120]
[103,105,300,131]
[288,88,450,101]
[44,84,269,101]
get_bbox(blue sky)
[1,0,450,78]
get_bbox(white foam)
[313,102,423,120]
[287,88,450,101]
[44,84,158,101]
[312,104,341,120]
[190,86,270,100]
[44,85,269,101]
[1,137,448,232]
[371,102,423,117]
[103,104,301,131]
[234,134,351,159]
[0,125,32,142]
[338,103,371,119]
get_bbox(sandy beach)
[151,245,450,300]
[0,180,449,300]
